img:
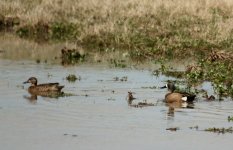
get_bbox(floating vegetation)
[165,126,233,133]
[120,76,128,82]
[66,74,80,82]
[113,76,128,82]
[166,127,180,131]
[204,127,233,134]
[228,116,233,122]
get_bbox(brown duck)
[160,82,196,103]
[23,77,64,94]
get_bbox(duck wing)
[38,83,59,86]
[35,83,64,92]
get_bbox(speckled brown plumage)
[24,77,64,94]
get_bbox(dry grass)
[1,0,233,58]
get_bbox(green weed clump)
[204,127,233,134]
[228,116,233,122]
[66,74,79,82]
[152,51,233,98]
[185,51,233,97]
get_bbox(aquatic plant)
[113,76,128,82]
[66,74,79,82]
[204,127,233,134]
[166,127,179,131]
[185,55,233,98]
[228,116,233,122]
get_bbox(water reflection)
[166,102,195,117]
[23,91,65,104]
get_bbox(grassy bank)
[1,0,233,59]
[1,0,233,97]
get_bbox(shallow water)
[0,59,233,150]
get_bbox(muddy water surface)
[0,58,233,150]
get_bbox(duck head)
[23,77,38,86]
[160,82,176,92]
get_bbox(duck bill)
[160,85,167,89]
[23,81,29,84]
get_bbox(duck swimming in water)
[160,82,196,103]
[23,77,64,93]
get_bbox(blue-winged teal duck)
[23,77,64,93]
[127,91,135,104]
[161,82,196,103]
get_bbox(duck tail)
[187,95,196,102]
[57,85,64,91]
